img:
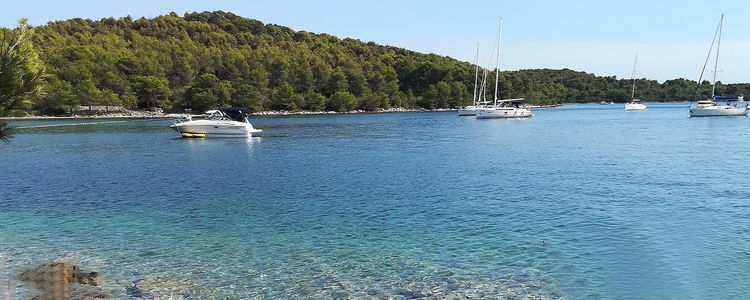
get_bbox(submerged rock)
[19,261,107,299]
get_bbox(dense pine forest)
[4,11,750,115]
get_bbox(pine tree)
[0,19,43,142]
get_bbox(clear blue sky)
[2,0,748,83]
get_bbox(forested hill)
[11,11,750,114]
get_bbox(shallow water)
[2,103,750,299]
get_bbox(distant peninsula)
[3,11,749,117]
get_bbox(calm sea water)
[2,103,750,299]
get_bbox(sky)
[2,0,748,83]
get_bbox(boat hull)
[170,120,262,137]
[475,108,533,119]
[689,105,749,117]
[458,106,479,116]
[625,102,647,111]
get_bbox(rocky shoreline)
[0,107,460,121]
[252,107,456,116]
[1,104,567,121]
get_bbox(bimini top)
[714,95,744,101]
[219,107,248,122]
[497,98,528,104]
[219,107,249,112]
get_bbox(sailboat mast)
[479,50,492,103]
[694,14,721,102]
[472,44,480,106]
[481,68,488,102]
[711,14,723,99]
[630,54,638,100]
[494,18,503,105]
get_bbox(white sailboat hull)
[689,105,749,117]
[170,120,262,137]
[458,106,478,116]
[476,107,533,119]
[625,102,647,111]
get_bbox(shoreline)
[0,107,458,121]
[0,115,177,121]
[1,102,695,121]
[0,104,577,121]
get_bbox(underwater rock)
[20,262,107,299]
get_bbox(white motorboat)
[474,18,534,119]
[625,54,647,111]
[689,14,749,117]
[170,107,262,138]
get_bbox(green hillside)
[5,11,749,114]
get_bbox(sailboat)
[458,44,487,116]
[625,54,647,111]
[476,18,533,119]
[689,14,749,117]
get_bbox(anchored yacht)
[170,107,262,138]
[625,54,647,111]
[689,14,749,117]
[476,99,533,119]
[474,18,534,119]
[690,97,748,117]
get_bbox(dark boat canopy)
[714,95,739,101]
[219,107,248,122]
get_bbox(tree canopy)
[4,11,748,116]
[1,18,44,141]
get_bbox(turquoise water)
[2,103,750,299]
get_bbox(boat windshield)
[204,110,242,121]
[219,107,248,122]
[205,110,227,120]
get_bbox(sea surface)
[2,103,750,299]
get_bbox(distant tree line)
[3,11,750,116]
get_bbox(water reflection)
[245,136,261,153]
[178,136,261,155]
